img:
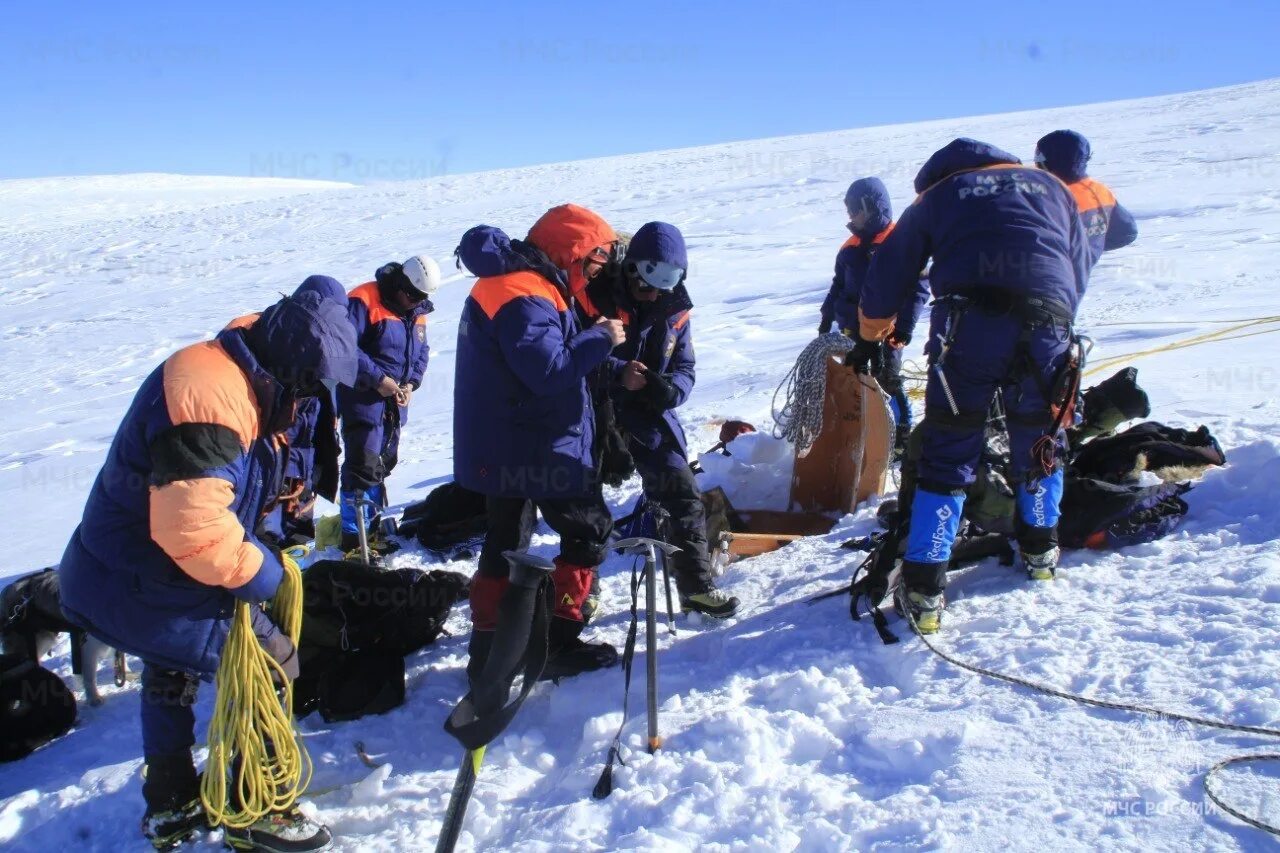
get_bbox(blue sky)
[1,1,1276,182]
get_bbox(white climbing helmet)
[402,255,442,296]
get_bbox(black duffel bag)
[294,560,468,722]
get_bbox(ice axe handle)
[502,550,556,588]
[613,536,680,558]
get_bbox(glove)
[640,369,680,410]
[818,318,833,335]
[888,328,912,348]
[843,336,883,375]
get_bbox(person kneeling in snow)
[853,138,1091,634]
[338,255,440,554]
[579,222,739,618]
[57,279,358,850]
[453,204,627,681]
[1034,130,1138,267]
[819,177,928,450]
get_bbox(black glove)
[888,328,912,348]
[843,336,883,375]
[818,318,833,335]
[640,368,680,410]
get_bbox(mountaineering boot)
[1023,546,1060,581]
[680,587,740,618]
[539,617,618,681]
[539,636,619,681]
[223,806,332,852]
[141,753,206,849]
[1015,517,1061,581]
[339,531,399,558]
[142,799,207,850]
[896,589,945,634]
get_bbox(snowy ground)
[3,79,1280,851]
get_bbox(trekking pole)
[435,551,555,853]
[613,537,679,754]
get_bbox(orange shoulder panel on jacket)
[350,281,399,325]
[162,341,261,450]
[223,312,260,331]
[469,271,567,320]
[1070,178,1117,213]
[673,310,691,331]
[872,223,894,244]
[840,234,863,250]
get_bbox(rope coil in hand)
[201,556,311,829]
[771,333,855,456]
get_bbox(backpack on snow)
[398,482,489,554]
[1,654,77,761]
[293,559,468,722]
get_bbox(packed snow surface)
[2,80,1280,851]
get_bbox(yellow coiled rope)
[201,554,312,829]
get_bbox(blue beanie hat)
[1035,130,1091,183]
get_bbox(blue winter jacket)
[58,290,358,674]
[342,279,431,427]
[453,228,615,499]
[610,285,697,454]
[861,138,1090,332]
[1036,130,1138,265]
[820,179,930,336]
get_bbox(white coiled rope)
[771,333,855,456]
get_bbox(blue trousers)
[140,608,296,758]
[340,398,399,535]
[903,303,1071,584]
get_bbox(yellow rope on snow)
[1082,315,1280,378]
[201,554,311,829]
[899,314,1280,400]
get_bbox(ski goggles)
[581,241,625,283]
[625,258,685,292]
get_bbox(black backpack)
[1,654,77,761]
[398,482,489,553]
[294,560,468,722]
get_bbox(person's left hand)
[621,361,648,391]
[843,336,884,375]
[396,384,413,407]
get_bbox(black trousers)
[476,491,614,580]
[630,437,714,595]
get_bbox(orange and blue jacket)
[860,138,1090,341]
[343,280,431,422]
[58,288,358,674]
[452,218,616,500]
[1066,177,1138,266]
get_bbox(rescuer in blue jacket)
[853,138,1091,633]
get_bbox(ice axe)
[348,491,378,566]
[435,550,555,853]
[592,536,680,801]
